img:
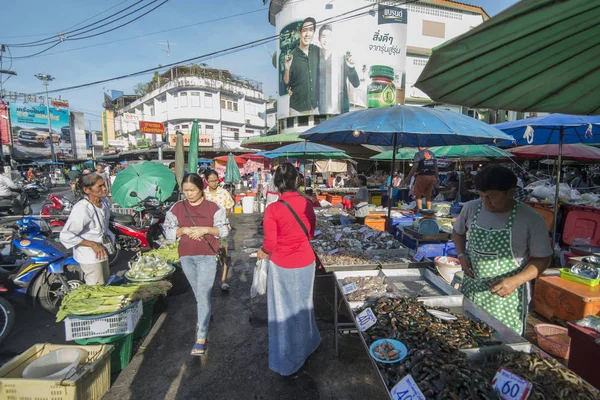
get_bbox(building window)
[297,116,309,127]
[313,115,325,125]
[204,93,213,108]
[286,117,294,129]
[234,131,240,141]
[278,120,283,133]
[221,97,238,112]
[413,58,428,67]
[222,126,240,141]
[205,124,214,135]
[423,20,446,38]
[247,129,254,135]
[181,124,189,134]
[191,92,201,107]
[180,92,188,107]
[173,93,179,108]
[149,105,155,117]
[246,103,257,115]
[407,4,462,20]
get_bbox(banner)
[10,102,71,160]
[70,112,88,160]
[276,0,408,119]
[139,121,164,134]
[168,134,213,147]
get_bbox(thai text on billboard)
[276,0,408,119]
[168,134,213,147]
[139,121,165,134]
[9,102,71,160]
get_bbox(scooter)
[0,278,15,346]
[40,193,72,219]
[0,190,32,216]
[0,220,84,315]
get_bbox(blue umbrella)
[300,105,512,224]
[494,114,600,244]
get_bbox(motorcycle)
[0,277,15,346]
[0,190,32,216]
[0,219,84,315]
[18,180,43,200]
[40,193,72,219]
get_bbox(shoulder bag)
[278,200,322,269]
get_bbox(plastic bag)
[575,315,600,333]
[251,257,268,298]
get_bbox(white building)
[113,66,267,151]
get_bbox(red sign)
[139,121,164,134]
[50,99,69,109]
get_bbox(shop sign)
[168,134,213,147]
[356,307,376,331]
[139,121,164,134]
[123,113,141,121]
[491,367,532,400]
[51,99,69,109]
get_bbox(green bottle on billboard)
[367,65,396,108]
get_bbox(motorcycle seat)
[111,213,134,224]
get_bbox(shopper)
[406,147,439,211]
[60,173,114,285]
[353,175,370,224]
[257,162,320,376]
[452,165,553,335]
[163,174,228,356]
[204,170,234,292]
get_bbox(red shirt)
[169,199,220,257]
[262,191,316,268]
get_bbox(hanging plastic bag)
[251,257,268,298]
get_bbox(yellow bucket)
[234,205,243,214]
[370,195,382,206]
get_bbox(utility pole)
[35,73,56,162]
[158,41,176,81]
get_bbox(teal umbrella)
[224,153,241,183]
[370,148,418,161]
[370,145,512,161]
[175,131,185,191]
[112,161,176,207]
[188,120,199,174]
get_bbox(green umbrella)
[112,161,176,207]
[224,153,241,183]
[370,145,512,161]
[188,120,199,174]
[175,131,185,191]
[415,0,600,114]
[370,148,418,160]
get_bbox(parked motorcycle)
[0,219,84,314]
[40,193,72,219]
[0,278,15,346]
[0,190,32,216]
[17,180,43,200]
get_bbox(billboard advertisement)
[168,134,213,148]
[276,0,408,119]
[139,121,165,134]
[9,102,72,160]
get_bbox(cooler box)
[560,205,600,248]
[533,276,600,321]
[567,322,600,390]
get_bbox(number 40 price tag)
[390,375,426,400]
[492,367,533,400]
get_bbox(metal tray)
[460,342,541,361]
[323,263,380,273]
[382,268,461,297]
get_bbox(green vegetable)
[145,243,179,263]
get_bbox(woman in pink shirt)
[257,163,321,376]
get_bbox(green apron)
[461,201,527,335]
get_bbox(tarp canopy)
[240,132,303,149]
[371,145,513,161]
[509,144,600,162]
[415,0,600,115]
[257,142,350,160]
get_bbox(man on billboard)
[283,17,320,116]
[317,24,360,115]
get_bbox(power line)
[8,0,169,60]
[0,0,132,40]
[3,8,266,61]
[29,1,416,96]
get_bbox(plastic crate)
[64,300,143,341]
[525,201,555,232]
[365,217,385,231]
[133,298,157,340]
[0,343,113,400]
[388,217,414,234]
[110,204,136,216]
[559,268,600,287]
[75,334,133,374]
[416,243,446,259]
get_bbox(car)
[17,128,61,147]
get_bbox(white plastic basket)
[110,204,137,216]
[64,300,143,341]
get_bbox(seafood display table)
[331,268,599,399]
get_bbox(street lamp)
[34,73,56,162]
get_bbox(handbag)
[87,199,115,256]
[278,200,322,269]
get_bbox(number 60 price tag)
[492,367,533,400]
[390,375,425,400]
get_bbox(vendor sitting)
[333,174,344,188]
[439,172,459,201]
[452,165,552,335]
[352,175,370,224]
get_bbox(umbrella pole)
[551,127,564,247]
[457,159,462,204]
[387,134,398,231]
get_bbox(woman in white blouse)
[60,173,114,285]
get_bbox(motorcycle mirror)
[130,191,137,197]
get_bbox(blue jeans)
[180,255,217,340]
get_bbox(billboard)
[139,121,165,134]
[9,102,72,160]
[70,112,88,160]
[276,0,407,119]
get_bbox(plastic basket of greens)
[125,253,176,282]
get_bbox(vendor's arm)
[452,204,475,277]
[258,205,277,259]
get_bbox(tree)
[133,83,148,96]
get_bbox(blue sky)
[0,0,518,130]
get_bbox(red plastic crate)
[561,206,600,247]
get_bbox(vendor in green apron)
[452,166,553,335]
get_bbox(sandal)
[220,283,230,292]
[191,342,206,356]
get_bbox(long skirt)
[267,260,321,376]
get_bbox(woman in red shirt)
[257,163,321,376]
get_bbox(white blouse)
[60,197,114,264]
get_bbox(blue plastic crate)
[389,217,414,234]
[416,243,446,259]
[400,232,438,250]
[444,241,456,257]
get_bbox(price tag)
[413,252,424,262]
[491,367,533,400]
[314,230,321,236]
[356,307,377,331]
[359,227,369,233]
[390,374,426,400]
[334,233,343,242]
[328,248,339,255]
[364,232,373,240]
[342,283,358,295]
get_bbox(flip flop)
[191,342,206,356]
[220,283,230,292]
